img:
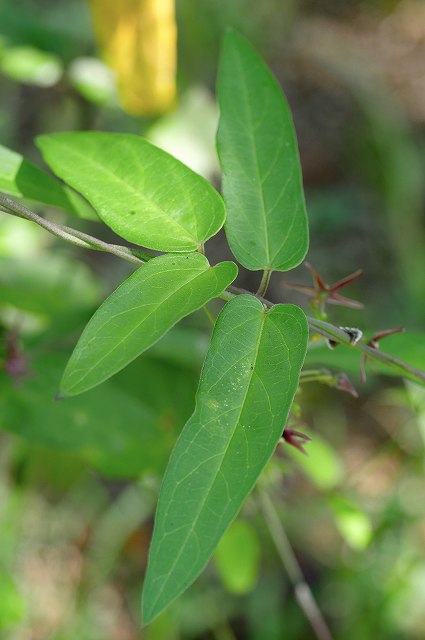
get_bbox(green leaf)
[214,520,261,594]
[37,132,226,252]
[0,352,167,478]
[0,144,96,219]
[0,254,100,316]
[88,356,199,477]
[60,253,237,397]
[114,356,198,417]
[142,295,308,623]
[217,31,309,271]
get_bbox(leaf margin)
[142,294,308,623]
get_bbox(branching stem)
[300,369,334,384]
[1,193,424,385]
[224,285,425,384]
[0,194,149,265]
[257,268,272,298]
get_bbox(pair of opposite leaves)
[36,31,309,623]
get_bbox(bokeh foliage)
[1,0,425,638]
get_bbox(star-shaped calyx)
[285,262,363,313]
[282,428,312,456]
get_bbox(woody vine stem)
[1,193,424,385]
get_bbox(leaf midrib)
[63,262,215,394]
[235,53,271,268]
[50,141,198,245]
[145,305,267,618]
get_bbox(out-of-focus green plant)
[1,18,425,640]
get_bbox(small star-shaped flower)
[282,428,312,456]
[285,262,363,310]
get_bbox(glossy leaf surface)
[37,132,225,251]
[142,295,308,623]
[60,253,237,397]
[217,31,309,271]
[0,144,95,219]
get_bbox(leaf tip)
[55,384,73,401]
[140,590,159,628]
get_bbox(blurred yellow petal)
[89,0,176,116]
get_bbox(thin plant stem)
[0,193,149,265]
[219,290,235,303]
[300,369,331,381]
[203,303,216,327]
[257,268,272,298]
[258,490,334,640]
[222,286,425,385]
[2,193,425,385]
[299,369,335,385]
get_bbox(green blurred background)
[1,1,425,638]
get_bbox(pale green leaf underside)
[217,31,309,271]
[142,294,308,623]
[0,144,95,219]
[37,132,226,252]
[60,253,237,397]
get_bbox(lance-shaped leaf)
[0,144,95,219]
[59,253,237,397]
[37,132,225,252]
[217,31,309,271]
[142,295,308,623]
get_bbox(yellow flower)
[89,0,176,115]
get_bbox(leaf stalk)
[256,268,272,298]
[2,193,424,386]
